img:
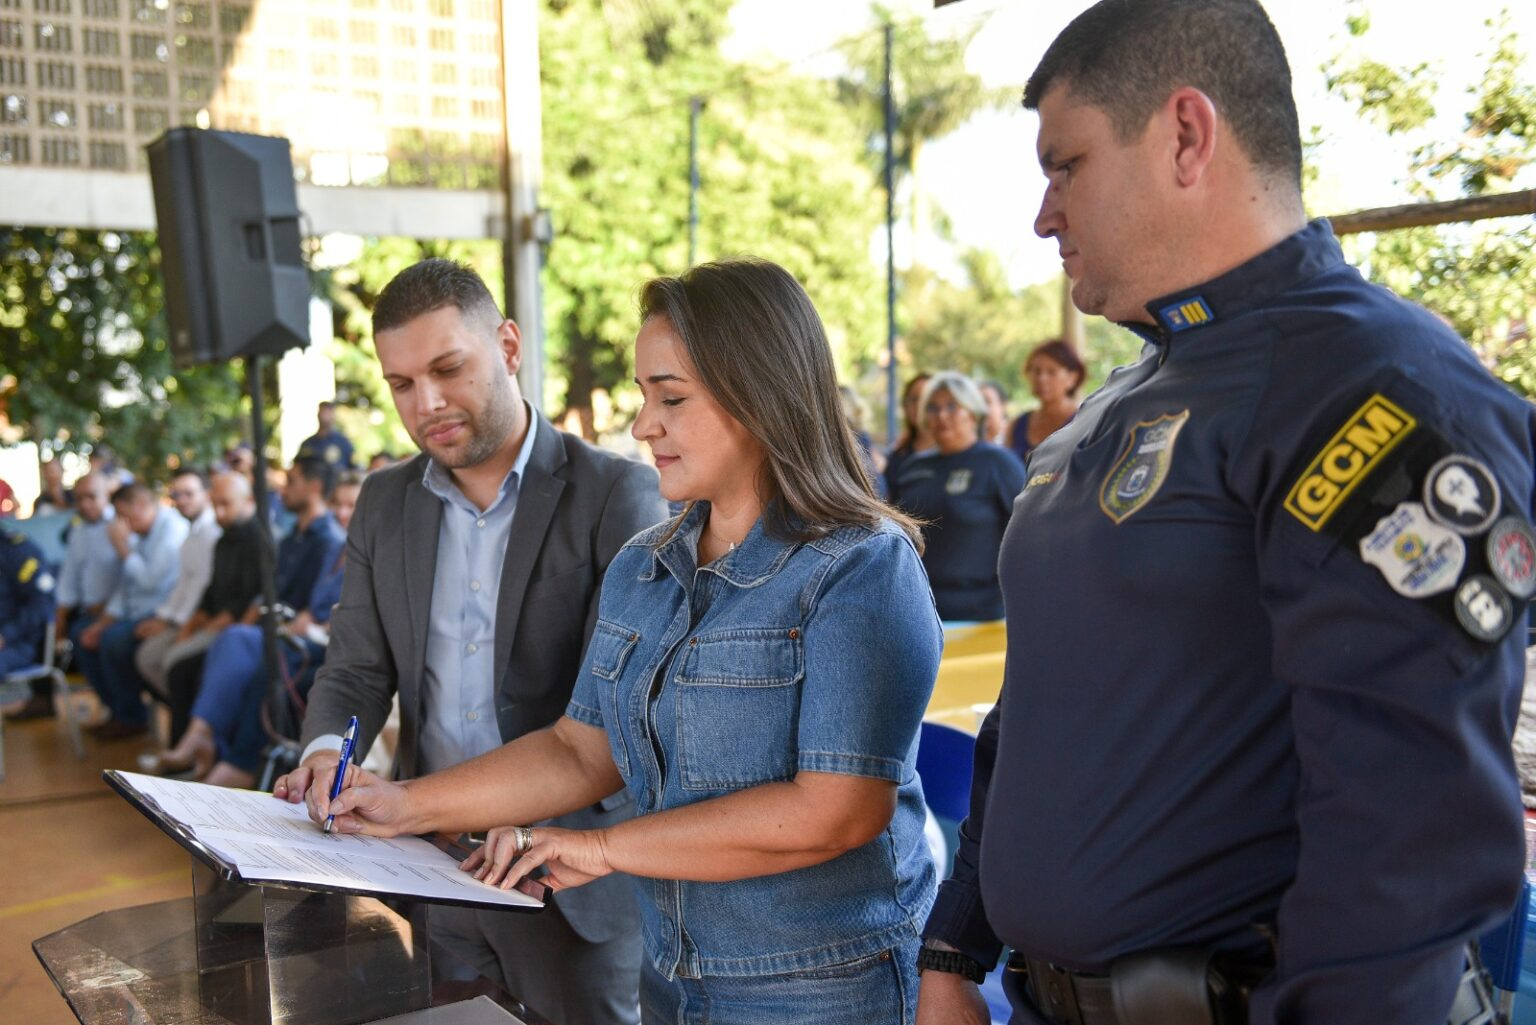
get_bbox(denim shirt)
[567,502,943,979]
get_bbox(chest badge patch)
[1359,502,1465,598]
[1098,410,1190,524]
[946,469,973,495]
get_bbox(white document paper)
[115,771,541,909]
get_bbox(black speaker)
[147,128,309,367]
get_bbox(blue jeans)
[638,941,918,1025]
[86,617,151,726]
[193,626,320,772]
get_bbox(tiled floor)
[0,695,188,1024]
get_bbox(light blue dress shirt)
[56,511,122,611]
[416,409,538,775]
[105,507,189,620]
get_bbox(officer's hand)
[272,749,339,808]
[916,970,990,1025]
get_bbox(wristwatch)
[917,941,987,983]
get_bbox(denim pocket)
[675,627,803,791]
[782,948,893,981]
[587,619,639,680]
[586,619,639,775]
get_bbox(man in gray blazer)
[274,259,666,1025]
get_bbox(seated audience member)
[0,529,57,678]
[32,459,72,517]
[1007,338,1085,464]
[839,384,887,491]
[888,371,1026,622]
[5,473,120,722]
[129,471,221,703]
[980,380,1010,447]
[154,473,263,742]
[297,400,356,469]
[89,445,134,488]
[145,472,358,785]
[224,444,256,481]
[297,259,942,1025]
[78,482,189,739]
[162,459,340,744]
[884,371,935,487]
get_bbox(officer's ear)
[1165,86,1218,189]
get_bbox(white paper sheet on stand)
[114,771,541,909]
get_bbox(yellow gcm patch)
[1284,395,1416,531]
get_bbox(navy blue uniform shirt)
[297,429,355,469]
[276,512,344,612]
[890,443,1026,621]
[923,220,1536,1023]
[0,530,56,673]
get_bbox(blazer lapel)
[494,415,566,704]
[403,472,443,682]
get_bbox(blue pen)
[323,716,360,834]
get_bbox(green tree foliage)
[900,250,1141,410]
[836,10,1017,238]
[0,227,245,481]
[1324,10,1536,395]
[538,0,886,436]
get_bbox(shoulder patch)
[1284,395,1417,531]
[17,557,37,584]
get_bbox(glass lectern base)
[32,859,547,1025]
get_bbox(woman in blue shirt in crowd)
[889,371,1026,622]
[1006,338,1085,465]
[311,259,944,1024]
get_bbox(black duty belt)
[1007,954,1117,1025]
[1007,942,1500,1025]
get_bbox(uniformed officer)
[916,3,1536,1024]
[0,530,57,678]
[296,400,356,469]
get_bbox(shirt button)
[470,581,480,592]
[467,711,480,722]
[467,643,478,654]
[476,519,486,528]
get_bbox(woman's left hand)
[460,826,615,896]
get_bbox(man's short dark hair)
[1023,0,1301,188]
[290,455,337,501]
[172,467,208,488]
[372,258,503,337]
[111,482,154,506]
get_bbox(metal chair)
[0,620,72,780]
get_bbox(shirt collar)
[1139,218,1343,338]
[646,501,800,589]
[421,400,539,512]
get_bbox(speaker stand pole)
[244,353,298,777]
